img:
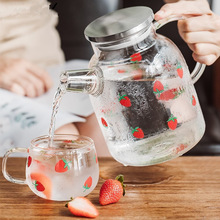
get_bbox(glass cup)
[2,134,99,201]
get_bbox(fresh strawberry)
[191,95,196,106]
[177,64,183,78]
[27,156,32,167]
[55,159,71,173]
[153,80,164,96]
[119,94,131,107]
[66,197,99,218]
[83,176,92,192]
[30,172,52,199]
[130,52,142,63]
[101,117,108,128]
[131,127,144,139]
[33,180,45,192]
[167,114,178,130]
[99,175,125,206]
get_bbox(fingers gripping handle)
[153,16,206,84]
[2,148,27,185]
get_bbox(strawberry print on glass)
[55,159,71,173]
[101,117,108,128]
[119,94,131,107]
[83,176,93,192]
[130,52,142,63]
[167,114,178,130]
[131,127,144,139]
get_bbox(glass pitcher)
[60,6,206,166]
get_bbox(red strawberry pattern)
[167,115,178,130]
[175,144,187,154]
[33,180,45,192]
[177,64,183,78]
[153,81,164,96]
[131,127,144,139]
[30,173,52,199]
[83,176,92,192]
[117,69,126,73]
[156,87,185,101]
[63,140,74,143]
[101,117,108,128]
[119,94,131,107]
[130,52,142,63]
[55,159,71,173]
[191,95,196,106]
[157,88,177,101]
[27,156,32,167]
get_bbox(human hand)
[0,57,53,97]
[155,0,220,65]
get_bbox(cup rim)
[30,134,95,151]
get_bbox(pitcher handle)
[2,148,28,185]
[153,15,206,84]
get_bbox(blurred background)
[49,0,220,155]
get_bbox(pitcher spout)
[60,67,103,96]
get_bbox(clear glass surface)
[26,134,99,201]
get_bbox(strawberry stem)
[62,159,71,170]
[131,127,139,134]
[115,174,126,196]
[65,197,74,207]
[33,181,38,189]
[119,94,127,101]
[153,89,164,96]
[167,114,177,122]
[177,63,182,69]
[83,184,90,192]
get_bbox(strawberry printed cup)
[2,134,99,201]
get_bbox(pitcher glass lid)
[84,6,154,44]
